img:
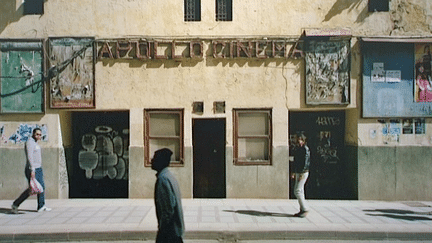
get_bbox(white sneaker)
[11,204,18,214]
[37,206,52,212]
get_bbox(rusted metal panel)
[0,39,45,113]
[49,37,95,108]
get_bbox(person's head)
[151,148,173,172]
[297,134,307,146]
[417,62,426,76]
[32,128,42,141]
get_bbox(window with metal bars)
[368,0,389,12]
[184,0,201,22]
[216,0,232,21]
[24,0,44,15]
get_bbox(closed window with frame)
[184,0,201,21]
[216,0,232,21]
[144,109,184,166]
[233,109,272,165]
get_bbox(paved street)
[1,199,432,242]
[29,241,432,243]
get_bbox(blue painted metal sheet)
[362,41,432,117]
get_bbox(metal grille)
[216,0,232,21]
[24,0,44,15]
[185,0,200,21]
[368,0,389,12]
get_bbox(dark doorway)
[70,111,129,198]
[289,111,353,200]
[193,119,226,198]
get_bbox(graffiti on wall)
[78,126,129,180]
[0,125,4,142]
[305,39,350,105]
[1,124,48,144]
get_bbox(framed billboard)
[0,39,45,113]
[49,37,95,108]
[305,38,351,105]
[362,37,432,118]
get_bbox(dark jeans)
[13,167,46,210]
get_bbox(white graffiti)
[78,126,129,180]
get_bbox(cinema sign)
[96,38,302,61]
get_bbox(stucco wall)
[0,114,68,200]
[1,0,432,200]
[358,146,432,200]
[0,0,396,38]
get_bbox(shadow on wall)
[0,0,24,34]
[323,0,369,23]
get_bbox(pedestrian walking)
[11,128,51,213]
[291,133,310,218]
[151,148,185,243]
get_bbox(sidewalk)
[1,199,432,242]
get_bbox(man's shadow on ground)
[224,210,295,217]
[364,209,432,221]
[0,207,36,215]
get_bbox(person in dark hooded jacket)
[151,148,185,243]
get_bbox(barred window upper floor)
[216,0,232,21]
[184,0,201,22]
[24,0,44,15]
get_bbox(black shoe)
[294,211,308,218]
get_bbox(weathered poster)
[414,43,432,102]
[305,39,350,105]
[371,62,385,82]
[49,37,95,108]
[415,118,426,134]
[402,119,413,134]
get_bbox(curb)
[2,230,432,242]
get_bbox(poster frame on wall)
[48,37,95,109]
[304,37,351,105]
[361,37,432,118]
[0,39,46,114]
[414,43,432,103]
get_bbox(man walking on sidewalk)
[151,148,185,243]
[291,133,310,218]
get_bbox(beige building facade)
[1,0,432,200]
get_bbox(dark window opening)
[216,0,232,21]
[368,0,389,12]
[185,0,201,21]
[24,0,44,15]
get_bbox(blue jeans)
[294,172,309,212]
[13,167,46,210]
